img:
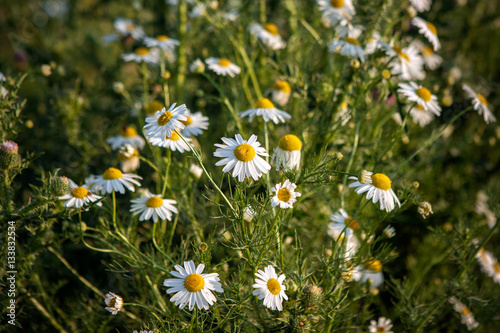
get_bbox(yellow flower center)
[118,148,139,161]
[426,22,437,35]
[134,47,149,56]
[393,46,410,62]
[218,58,231,67]
[365,258,382,272]
[344,37,360,46]
[415,104,425,111]
[461,307,471,315]
[71,187,88,199]
[371,173,391,191]
[181,116,193,125]
[156,35,169,41]
[166,131,180,141]
[264,23,279,35]
[145,196,163,208]
[103,167,123,180]
[330,0,344,8]
[184,274,205,292]
[477,93,488,106]
[377,327,386,333]
[267,278,281,295]
[147,100,164,115]
[278,134,302,151]
[345,217,360,230]
[273,80,291,93]
[255,98,275,109]
[234,143,256,162]
[422,46,434,55]
[416,87,432,102]
[494,262,500,274]
[277,188,291,202]
[157,111,173,126]
[121,126,138,137]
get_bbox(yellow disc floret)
[71,187,88,199]
[426,22,438,35]
[255,98,275,109]
[393,46,410,62]
[461,307,471,315]
[267,278,281,295]
[278,134,302,151]
[345,217,360,230]
[377,327,386,333]
[273,80,291,93]
[477,93,488,106]
[422,46,434,55]
[234,144,256,162]
[365,258,382,273]
[371,173,391,191]
[157,111,173,126]
[146,196,164,208]
[103,167,123,180]
[416,87,432,102]
[344,37,360,46]
[181,116,193,125]
[121,126,138,137]
[277,188,291,202]
[184,274,205,292]
[156,35,168,41]
[330,0,344,8]
[134,47,149,55]
[218,58,231,67]
[264,23,279,35]
[166,131,180,141]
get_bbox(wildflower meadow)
[1,0,500,332]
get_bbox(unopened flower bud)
[302,285,323,308]
[50,176,70,196]
[291,315,310,333]
[0,141,21,170]
[198,242,208,252]
[41,64,52,76]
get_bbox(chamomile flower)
[369,317,394,333]
[249,23,286,50]
[271,179,301,209]
[121,47,160,64]
[364,31,381,55]
[449,297,480,331]
[189,164,203,179]
[243,205,256,222]
[205,57,241,77]
[89,167,142,194]
[317,0,356,25]
[352,258,384,288]
[271,134,301,170]
[348,170,401,212]
[240,98,291,124]
[408,104,435,127]
[181,110,209,137]
[103,18,145,43]
[330,28,365,62]
[412,17,440,51]
[104,292,123,315]
[462,84,496,123]
[143,103,188,139]
[59,179,102,208]
[213,134,271,182]
[189,58,205,73]
[475,248,500,284]
[410,0,431,12]
[412,40,442,70]
[107,126,146,150]
[130,191,177,223]
[271,80,292,106]
[148,130,192,153]
[385,44,425,80]
[417,201,433,219]
[118,145,140,172]
[383,225,396,238]
[398,82,441,116]
[163,260,223,311]
[329,208,361,232]
[144,35,180,50]
[252,265,288,311]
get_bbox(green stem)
[341,116,361,207]
[3,170,12,213]
[142,61,149,118]
[263,122,272,194]
[112,190,117,230]
[160,53,170,105]
[176,0,187,100]
[414,296,448,333]
[255,210,281,269]
[167,214,179,252]
[161,149,171,197]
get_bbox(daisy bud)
[382,69,391,79]
[351,59,361,68]
[189,164,203,179]
[291,315,310,333]
[50,176,71,197]
[418,201,433,219]
[302,285,323,308]
[113,82,125,94]
[369,287,379,295]
[407,6,417,18]
[104,292,123,315]
[41,64,52,76]
[198,242,208,252]
[162,71,171,80]
[412,181,420,189]
[0,141,21,171]
[334,152,343,160]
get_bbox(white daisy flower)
[121,47,160,64]
[448,297,480,331]
[106,126,146,150]
[249,23,286,50]
[384,44,425,80]
[348,170,401,212]
[412,17,440,51]
[398,82,441,116]
[59,179,102,209]
[181,110,209,137]
[0,72,6,81]
[143,35,180,50]
[224,9,239,22]
[337,101,352,126]
[163,260,223,311]
[412,40,442,70]
[417,201,433,219]
[271,80,292,106]
[104,292,123,315]
[383,225,396,238]
[103,18,145,43]
[130,191,177,223]
[408,103,435,127]
[317,0,356,25]
[410,0,431,12]
[88,167,142,194]
[189,164,203,179]
[243,205,256,222]
[118,145,140,172]
[462,84,496,124]
[189,58,205,73]
[365,31,381,55]
[205,57,241,77]
[252,265,288,311]
[475,248,500,284]
[143,103,188,139]
[369,317,394,333]
[240,98,291,124]
[271,134,301,171]
[214,134,271,182]
[149,130,192,153]
[271,179,301,209]
[329,208,361,232]
[330,36,365,62]
[352,258,384,288]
